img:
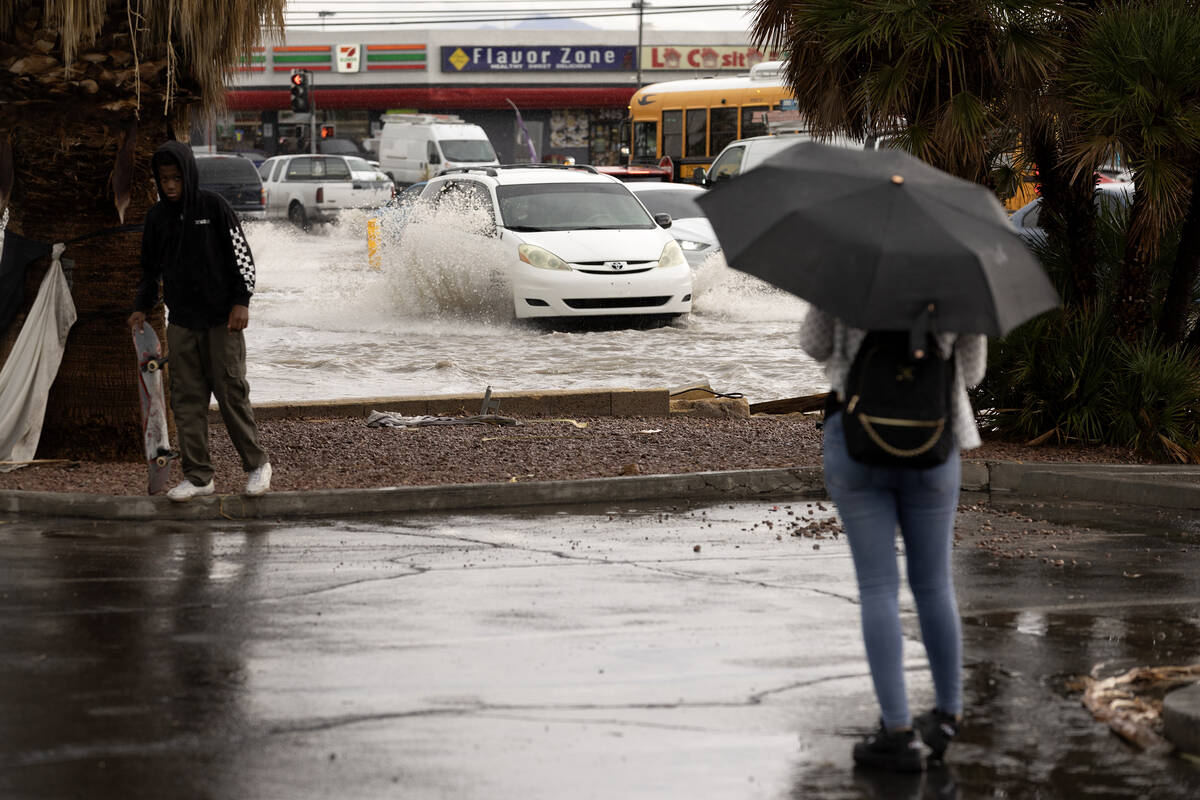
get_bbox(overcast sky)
[283,1,759,32]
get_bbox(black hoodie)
[134,141,256,329]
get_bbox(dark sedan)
[194,154,266,220]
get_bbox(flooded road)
[242,213,826,404]
[2,498,1197,799]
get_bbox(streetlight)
[632,1,648,88]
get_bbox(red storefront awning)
[225,86,636,111]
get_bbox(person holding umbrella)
[697,142,1059,772]
[799,306,984,771]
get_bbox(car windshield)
[197,158,260,183]
[440,139,497,163]
[633,188,705,220]
[345,157,374,173]
[497,183,655,231]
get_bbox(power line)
[282,4,753,27]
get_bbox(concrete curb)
[4,460,1199,522]
[0,467,826,521]
[988,462,1200,510]
[218,388,672,423]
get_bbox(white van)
[377,113,499,186]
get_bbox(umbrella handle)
[910,303,938,358]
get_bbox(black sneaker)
[853,721,924,772]
[914,708,960,761]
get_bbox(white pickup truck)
[257,154,393,229]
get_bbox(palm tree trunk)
[1162,170,1200,346]
[1113,189,1155,342]
[1027,125,1099,303]
[1,113,168,460]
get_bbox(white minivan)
[377,113,499,186]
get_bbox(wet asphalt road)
[1,497,1198,800]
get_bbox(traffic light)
[320,124,335,139]
[289,70,310,113]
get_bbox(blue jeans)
[823,411,963,729]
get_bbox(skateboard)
[132,324,176,494]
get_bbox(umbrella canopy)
[696,142,1059,337]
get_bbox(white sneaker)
[166,479,215,502]
[245,462,272,496]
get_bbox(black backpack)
[840,330,955,468]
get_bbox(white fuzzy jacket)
[799,307,988,450]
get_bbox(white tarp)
[0,243,77,471]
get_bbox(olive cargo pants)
[167,324,267,486]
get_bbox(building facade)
[214,28,780,165]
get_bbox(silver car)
[1010,182,1133,246]
[627,182,719,267]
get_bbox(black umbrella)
[695,141,1059,337]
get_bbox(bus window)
[663,110,683,159]
[686,109,707,158]
[633,121,657,160]
[710,107,738,154]
[741,105,768,139]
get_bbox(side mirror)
[428,151,442,165]
[654,212,672,229]
[691,167,708,186]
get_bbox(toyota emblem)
[609,261,627,270]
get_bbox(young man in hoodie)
[128,141,271,501]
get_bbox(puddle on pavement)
[789,498,1200,799]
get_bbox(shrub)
[1106,337,1200,462]
[976,304,1116,445]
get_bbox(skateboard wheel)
[147,360,160,372]
[155,455,169,467]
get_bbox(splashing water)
[237,205,828,404]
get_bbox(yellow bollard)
[366,216,382,270]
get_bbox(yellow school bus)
[627,61,794,181]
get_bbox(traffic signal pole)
[310,89,317,154]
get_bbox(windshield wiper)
[506,225,546,232]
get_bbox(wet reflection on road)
[1,501,1198,799]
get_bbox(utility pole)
[633,1,647,88]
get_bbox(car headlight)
[518,244,571,271]
[657,239,688,269]
[676,239,709,252]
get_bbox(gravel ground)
[0,414,1150,497]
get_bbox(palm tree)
[750,0,1104,301]
[1067,0,1200,343]
[0,0,284,459]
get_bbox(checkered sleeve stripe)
[230,226,255,292]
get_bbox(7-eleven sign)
[337,44,361,73]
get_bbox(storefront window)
[588,108,625,166]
